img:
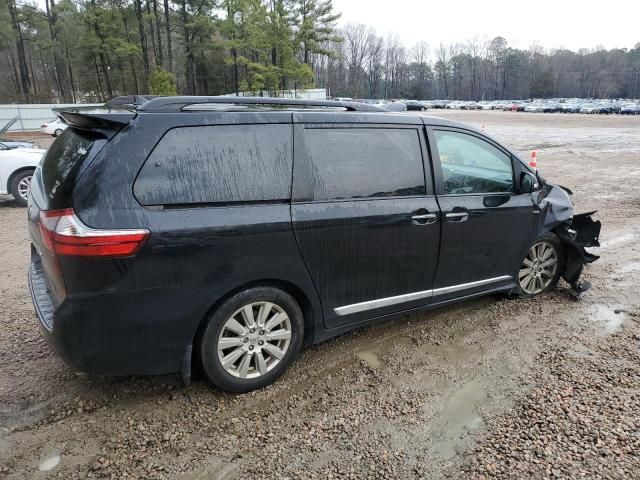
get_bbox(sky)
[331,0,640,53]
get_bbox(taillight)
[39,208,149,257]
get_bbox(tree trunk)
[134,0,150,85]
[99,51,113,98]
[94,57,104,100]
[64,46,76,102]
[163,0,173,72]
[181,0,196,94]
[145,0,158,67]
[5,42,21,98]
[7,0,31,101]
[122,15,141,94]
[152,0,163,67]
[45,0,69,101]
[26,39,38,98]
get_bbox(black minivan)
[28,97,600,392]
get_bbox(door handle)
[411,211,438,225]
[445,211,469,222]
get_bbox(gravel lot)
[1,111,639,479]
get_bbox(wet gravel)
[465,312,640,479]
[1,112,639,479]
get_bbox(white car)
[0,146,46,206]
[40,118,68,137]
[524,104,544,113]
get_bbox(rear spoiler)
[53,107,136,136]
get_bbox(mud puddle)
[590,304,626,334]
[430,380,488,460]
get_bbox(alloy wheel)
[217,301,292,379]
[519,241,559,295]
[17,175,31,201]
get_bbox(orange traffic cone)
[529,151,537,169]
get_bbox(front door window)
[434,130,514,195]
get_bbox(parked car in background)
[561,102,582,113]
[446,101,465,109]
[579,104,599,114]
[405,100,428,111]
[620,103,640,114]
[40,118,69,137]
[501,102,519,111]
[459,101,479,110]
[597,103,614,114]
[0,117,40,149]
[431,100,450,109]
[371,97,636,115]
[542,102,561,113]
[384,101,407,112]
[525,103,544,113]
[27,96,600,393]
[0,146,46,206]
[372,100,390,108]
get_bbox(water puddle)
[431,380,488,460]
[38,454,60,472]
[354,334,413,369]
[355,350,384,369]
[590,304,625,334]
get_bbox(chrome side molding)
[334,275,512,316]
[431,275,512,296]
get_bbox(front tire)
[199,286,304,393]
[10,170,33,207]
[515,233,564,297]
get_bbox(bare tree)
[342,23,374,97]
[365,33,383,98]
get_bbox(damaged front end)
[535,184,601,299]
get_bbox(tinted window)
[41,128,101,199]
[135,124,292,205]
[303,128,425,201]
[434,130,514,194]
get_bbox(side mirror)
[520,171,539,194]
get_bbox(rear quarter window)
[134,124,293,206]
[40,128,102,202]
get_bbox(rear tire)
[514,233,564,298]
[199,286,304,393]
[10,170,33,207]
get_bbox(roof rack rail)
[136,96,385,113]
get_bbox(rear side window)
[302,128,426,201]
[134,124,292,206]
[41,128,101,200]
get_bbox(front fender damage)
[535,184,601,299]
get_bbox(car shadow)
[0,195,22,208]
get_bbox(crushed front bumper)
[555,212,601,298]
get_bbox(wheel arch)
[191,278,318,372]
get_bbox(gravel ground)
[0,111,639,479]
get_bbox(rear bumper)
[29,258,89,370]
[29,257,207,376]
